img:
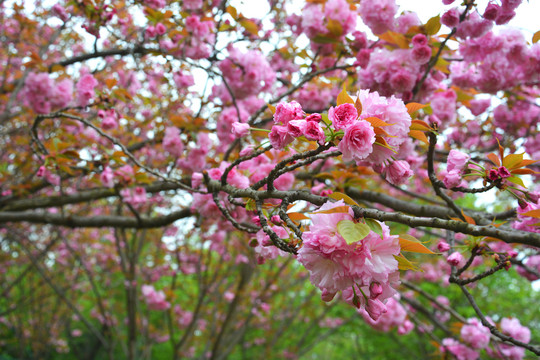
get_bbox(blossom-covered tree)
[0,0,539,359]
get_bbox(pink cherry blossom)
[162,127,184,157]
[461,318,491,349]
[440,338,479,360]
[232,122,250,138]
[337,120,375,164]
[76,74,98,107]
[385,160,413,185]
[100,167,115,188]
[447,150,470,173]
[141,284,170,311]
[442,7,460,28]
[287,119,307,137]
[516,255,540,281]
[501,317,531,343]
[412,45,432,64]
[360,296,411,333]
[447,252,466,267]
[359,0,397,35]
[273,101,304,125]
[303,121,326,144]
[513,201,540,234]
[269,125,294,150]
[437,241,451,252]
[329,103,358,130]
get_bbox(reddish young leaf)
[409,130,429,144]
[287,212,310,222]
[511,168,538,175]
[486,153,501,167]
[406,102,428,115]
[460,210,476,225]
[410,119,432,131]
[311,206,351,215]
[399,234,436,254]
[521,209,540,218]
[364,117,393,127]
[328,192,358,206]
[354,96,363,116]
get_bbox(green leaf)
[337,220,371,245]
[502,153,524,169]
[434,56,450,74]
[424,15,441,36]
[321,113,331,126]
[239,19,259,36]
[336,86,354,106]
[507,176,526,189]
[395,254,419,271]
[326,19,343,37]
[365,219,383,238]
[246,199,256,211]
[311,34,340,44]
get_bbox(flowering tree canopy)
[1,0,540,359]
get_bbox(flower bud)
[437,241,451,252]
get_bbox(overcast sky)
[234,0,540,40]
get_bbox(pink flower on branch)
[329,103,358,130]
[338,120,375,164]
[141,285,170,311]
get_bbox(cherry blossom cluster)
[20,71,98,114]
[295,0,357,50]
[297,200,401,321]
[142,284,171,311]
[441,317,531,360]
[268,89,416,185]
[451,28,540,94]
[214,46,276,101]
[19,72,73,114]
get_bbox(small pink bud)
[366,299,387,321]
[497,166,511,178]
[488,169,500,181]
[270,215,281,225]
[321,289,337,302]
[369,282,383,299]
[252,216,261,227]
[239,146,254,157]
[411,34,427,47]
[483,2,499,20]
[306,113,322,122]
[447,252,465,267]
[156,23,166,35]
[437,241,451,252]
[232,122,250,138]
